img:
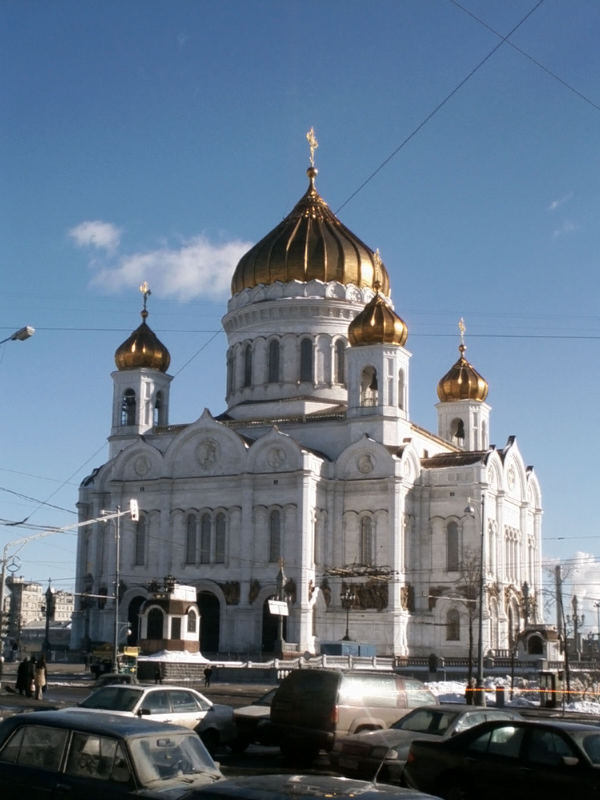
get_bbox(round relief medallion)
[196,438,219,470]
[357,454,374,474]
[134,456,150,477]
[267,447,286,469]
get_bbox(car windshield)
[394,709,457,734]
[130,731,220,785]
[79,686,142,711]
[257,689,276,706]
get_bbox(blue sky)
[2,0,599,633]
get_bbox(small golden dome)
[348,289,408,347]
[115,286,171,372]
[437,343,488,402]
[231,166,390,296]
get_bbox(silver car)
[330,703,522,783]
[69,684,236,754]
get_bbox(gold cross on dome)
[306,127,319,167]
[139,281,152,310]
[458,317,466,345]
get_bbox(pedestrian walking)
[15,658,28,695]
[26,656,36,697]
[203,666,213,687]
[34,655,47,700]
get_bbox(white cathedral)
[71,148,543,659]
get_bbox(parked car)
[0,709,223,798]
[193,772,443,800]
[94,672,140,688]
[330,703,522,783]
[69,684,236,754]
[403,717,600,800]
[232,687,277,751]
[270,669,438,764]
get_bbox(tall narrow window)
[187,609,197,633]
[268,339,280,383]
[398,369,405,410]
[215,512,226,563]
[300,338,313,383]
[446,609,460,640]
[200,513,211,563]
[360,366,378,406]
[153,391,163,426]
[134,516,146,566]
[121,389,136,426]
[227,350,235,395]
[243,344,252,388]
[185,514,197,564]
[447,521,459,571]
[147,607,163,639]
[269,509,281,563]
[335,339,346,385]
[360,517,373,566]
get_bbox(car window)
[469,725,525,758]
[582,734,600,765]
[527,729,577,766]
[168,690,202,712]
[0,724,68,772]
[130,732,217,785]
[66,732,132,784]
[455,711,487,733]
[339,674,399,707]
[403,679,436,707]
[80,686,142,711]
[141,691,171,714]
[396,709,457,734]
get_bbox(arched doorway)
[261,595,286,653]
[198,592,220,654]
[127,595,145,645]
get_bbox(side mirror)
[562,756,579,767]
[138,708,151,716]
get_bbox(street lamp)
[465,495,486,706]
[0,326,35,345]
[341,585,355,641]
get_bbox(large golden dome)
[348,289,408,347]
[437,343,488,402]
[231,166,390,296]
[115,287,171,372]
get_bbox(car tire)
[200,729,219,756]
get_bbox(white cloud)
[552,219,579,238]
[87,234,253,301]
[68,220,122,252]
[548,192,573,212]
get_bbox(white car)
[69,684,236,754]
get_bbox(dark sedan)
[0,709,223,798]
[193,772,443,800]
[403,718,600,800]
[330,704,521,783]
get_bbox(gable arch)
[164,412,248,477]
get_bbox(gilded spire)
[114,284,171,372]
[306,127,318,168]
[437,319,488,402]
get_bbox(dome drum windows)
[243,344,253,388]
[268,339,281,384]
[299,338,314,383]
[334,339,346,385]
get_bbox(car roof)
[476,718,600,732]
[414,703,519,713]
[0,709,192,738]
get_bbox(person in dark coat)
[25,656,36,697]
[15,658,28,695]
[203,666,213,687]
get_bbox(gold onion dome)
[114,284,171,372]
[230,165,390,296]
[348,288,408,347]
[437,335,488,403]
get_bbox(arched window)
[215,512,226,563]
[243,344,253,388]
[360,366,378,406]
[360,517,373,566]
[121,389,136,426]
[153,391,163,426]
[187,608,197,634]
[226,350,235,395]
[147,607,164,640]
[134,516,146,566]
[200,513,211,563]
[447,521,459,571]
[446,609,460,640]
[335,339,346,385]
[185,514,197,565]
[268,339,280,383]
[269,509,281,563]
[299,338,313,383]
[451,418,465,441]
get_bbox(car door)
[458,722,527,800]
[166,690,207,729]
[53,731,135,800]
[520,727,598,800]
[0,722,68,799]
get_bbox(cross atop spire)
[306,127,318,168]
